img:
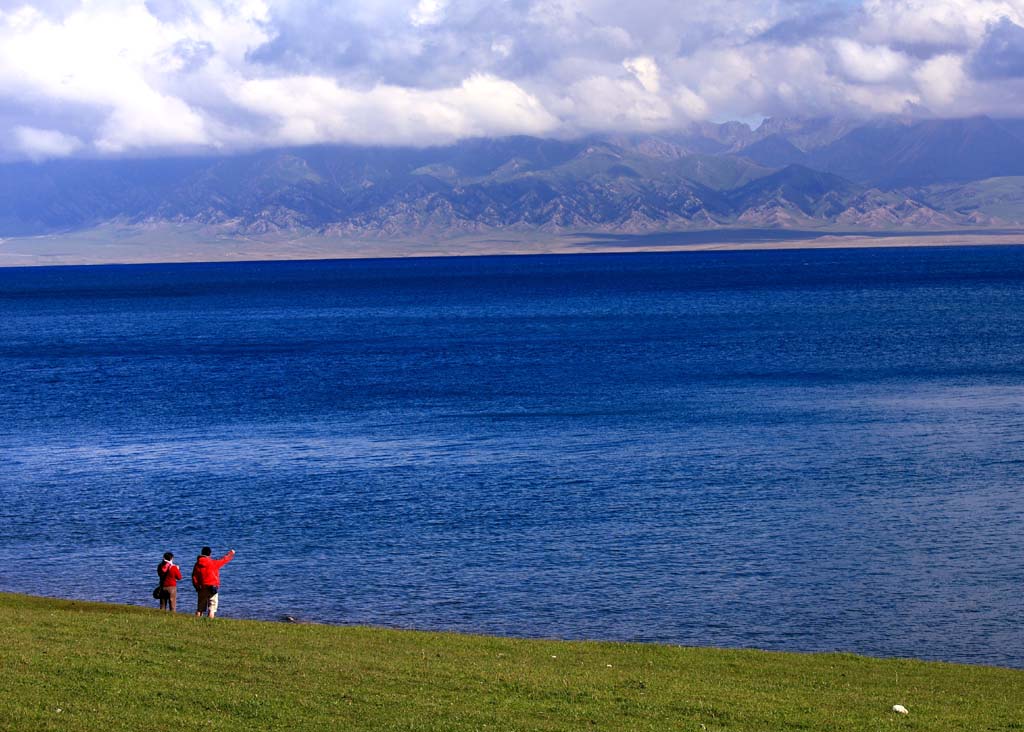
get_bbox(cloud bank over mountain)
[4,0,1024,159]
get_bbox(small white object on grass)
[892,704,909,715]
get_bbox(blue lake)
[1,246,1023,667]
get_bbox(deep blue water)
[2,247,1023,668]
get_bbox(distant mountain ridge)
[4,115,1024,239]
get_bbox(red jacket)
[157,561,182,587]
[192,550,235,588]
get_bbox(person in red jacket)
[157,552,182,612]
[191,546,236,618]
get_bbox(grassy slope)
[923,177,1024,221]
[0,593,1021,732]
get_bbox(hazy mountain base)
[3,223,1024,267]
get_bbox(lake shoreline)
[9,588,1023,672]
[2,225,1024,268]
[5,589,1022,670]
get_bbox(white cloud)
[914,54,967,108]
[833,39,910,83]
[95,92,210,153]
[0,0,271,154]
[860,0,1024,48]
[491,37,513,59]
[410,0,446,27]
[623,56,660,93]
[0,0,1023,159]
[674,85,709,119]
[0,5,44,31]
[14,126,82,159]
[562,74,674,131]
[232,73,559,146]
[843,85,919,116]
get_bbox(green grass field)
[1,593,1020,731]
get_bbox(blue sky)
[1,0,1024,159]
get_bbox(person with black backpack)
[156,552,182,612]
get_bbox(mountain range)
[6,115,1024,240]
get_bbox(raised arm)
[215,549,236,569]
